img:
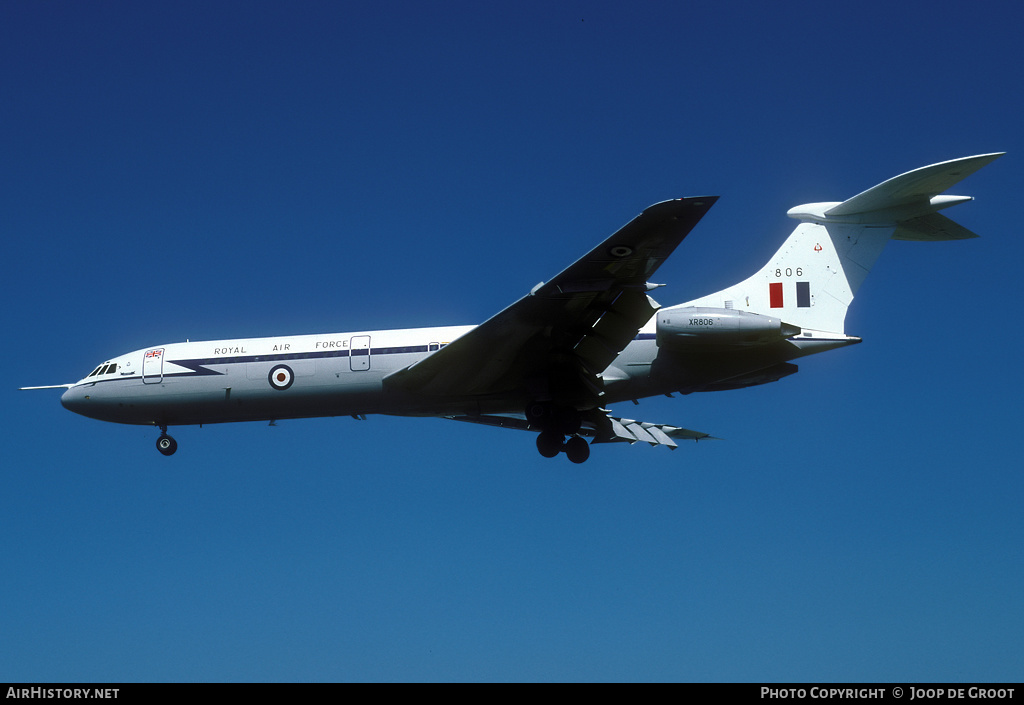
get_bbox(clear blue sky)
[3,1,1021,682]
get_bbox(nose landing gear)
[156,426,177,456]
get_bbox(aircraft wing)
[444,409,717,449]
[383,196,717,400]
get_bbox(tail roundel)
[668,153,1003,335]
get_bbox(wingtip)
[680,195,719,206]
[960,152,1005,167]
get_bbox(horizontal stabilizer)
[892,212,979,241]
[825,153,1003,217]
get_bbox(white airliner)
[24,154,1002,462]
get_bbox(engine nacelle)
[656,307,800,349]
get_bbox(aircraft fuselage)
[60,319,853,429]
[62,325,473,426]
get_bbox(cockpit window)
[88,366,102,377]
[107,363,117,374]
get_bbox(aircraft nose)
[60,386,87,415]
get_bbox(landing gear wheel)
[564,435,590,464]
[156,434,177,456]
[536,431,564,458]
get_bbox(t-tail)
[665,153,1003,337]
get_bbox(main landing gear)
[536,431,590,464]
[528,402,591,464]
[156,426,177,456]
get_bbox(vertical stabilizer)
[666,153,1002,335]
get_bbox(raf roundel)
[608,244,633,258]
[268,364,294,391]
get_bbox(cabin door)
[349,336,370,371]
[142,348,164,384]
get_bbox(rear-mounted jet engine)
[656,307,801,349]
